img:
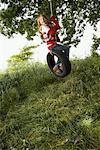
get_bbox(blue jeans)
[51,44,70,64]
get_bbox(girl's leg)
[52,44,70,64]
[52,44,70,59]
[52,44,61,64]
[59,44,70,59]
[51,44,70,73]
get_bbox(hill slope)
[0,57,100,150]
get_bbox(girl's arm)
[48,16,60,35]
[50,16,60,30]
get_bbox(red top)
[42,16,60,50]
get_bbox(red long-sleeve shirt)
[41,16,60,50]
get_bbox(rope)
[48,0,53,16]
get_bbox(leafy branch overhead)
[0,0,100,45]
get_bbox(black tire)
[47,49,71,78]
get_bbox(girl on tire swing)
[37,14,70,74]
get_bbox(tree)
[91,35,100,57]
[7,45,38,71]
[0,0,100,45]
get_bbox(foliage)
[0,56,100,149]
[91,35,100,57]
[7,44,38,71]
[0,0,100,45]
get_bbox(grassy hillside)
[0,56,100,150]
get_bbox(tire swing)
[47,49,71,78]
[47,0,71,78]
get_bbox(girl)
[37,14,69,73]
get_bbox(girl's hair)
[37,15,52,34]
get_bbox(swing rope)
[48,0,53,16]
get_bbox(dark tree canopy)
[0,0,100,45]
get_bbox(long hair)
[37,15,52,38]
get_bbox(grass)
[0,56,100,150]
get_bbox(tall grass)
[0,56,100,150]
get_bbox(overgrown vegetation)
[0,56,100,150]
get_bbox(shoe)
[59,63,63,71]
[56,69,61,74]
[53,64,59,72]
[53,64,62,74]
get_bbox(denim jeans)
[51,44,70,64]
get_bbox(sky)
[0,22,100,71]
